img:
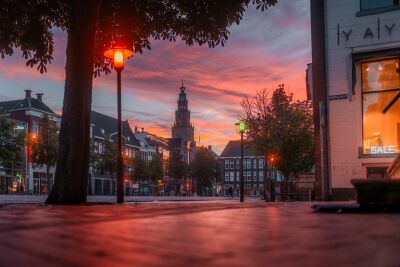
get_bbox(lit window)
[362,58,400,155]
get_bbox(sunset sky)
[0,0,311,154]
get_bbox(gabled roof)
[0,98,56,115]
[219,140,255,158]
[90,110,140,147]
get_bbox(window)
[362,58,400,155]
[246,171,251,181]
[259,158,264,169]
[230,172,235,182]
[225,172,229,181]
[225,159,229,169]
[236,172,240,181]
[259,171,264,182]
[360,0,398,11]
[235,159,240,169]
[230,159,234,169]
[246,159,251,169]
[252,172,257,181]
[32,121,39,134]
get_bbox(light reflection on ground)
[0,201,399,267]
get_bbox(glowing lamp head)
[103,46,133,71]
[239,120,246,133]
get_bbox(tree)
[94,138,118,194]
[1,0,278,203]
[0,116,25,169]
[131,153,150,195]
[189,147,217,196]
[241,84,314,180]
[149,154,163,194]
[168,150,187,194]
[31,114,59,193]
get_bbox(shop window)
[362,58,400,155]
[360,0,399,11]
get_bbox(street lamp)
[104,46,133,203]
[235,120,246,202]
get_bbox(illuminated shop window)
[362,58,400,155]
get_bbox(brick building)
[218,140,266,197]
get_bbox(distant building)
[89,110,141,195]
[310,0,400,200]
[0,90,61,194]
[170,83,196,164]
[218,140,267,197]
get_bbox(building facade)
[310,0,400,200]
[0,90,61,194]
[219,141,266,197]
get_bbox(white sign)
[370,146,395,154]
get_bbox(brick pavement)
[0,201,399,267]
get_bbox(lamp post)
[236,120,246,202]
[104,46,133,203]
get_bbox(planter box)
[351,179,400,209]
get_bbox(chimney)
[208,145,212,151]
[25,89,32,99]
[141,128,144,133]
[36,93,43,102]
[135,126,138,132]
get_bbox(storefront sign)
[370,146,396,154]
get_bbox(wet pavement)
[0,200,399,267]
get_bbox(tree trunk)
[46,0,101,204]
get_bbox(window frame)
[360,57,400,157]
[357,0,400,16]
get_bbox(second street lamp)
[104,46,133,204]
[236,120,246,202]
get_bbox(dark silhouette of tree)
[95,138,117,194]
[189,147,217,196]
[168,150,187,194]
[30,114,58,193]
[242,85,314,180]
[149,154,163,194]
[0,0,277,203]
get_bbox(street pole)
[240,131,244,202]
[116,69,124,203]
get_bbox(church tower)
[172,83,194,144]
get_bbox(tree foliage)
[95,138,117,176]
[30,114,59,192]
[189,147,217,196]
[149,154,163,182]
[168,150,187,180]
[0,0,278,75]
[242,85,314,179]
[131,153,149,182]
[0,116,25,165]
